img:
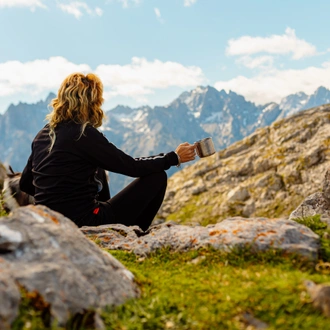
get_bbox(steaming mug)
[194,137,216,158]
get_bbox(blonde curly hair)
[46,72,105,150]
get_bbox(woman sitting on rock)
[19,72,196,230]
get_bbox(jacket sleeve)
[19,154,35,196]
[75,127,179,177]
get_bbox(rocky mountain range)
[158,103,330,225]
[1,86,330,195]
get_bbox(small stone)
[242,201,255,217]
[227,187,250,202]
[189,256,206,264]
[304,280,330,317]
[240,312,268,329]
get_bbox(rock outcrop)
[289,168,330,225]
[158,104,330,225]
[0,205,139,329]
[81,217,319,260]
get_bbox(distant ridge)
[1,86,330,194]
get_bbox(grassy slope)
[101,249,330,330]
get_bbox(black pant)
[78,170,167,231]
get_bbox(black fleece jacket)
[20,122,179,221]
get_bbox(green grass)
[166,195,224,225]
[255,194,303,219]
[166,195,201,224]
[293,214,328,235]
[0,191,8,217]
[0,208,6,217]
[101,248,330,330]
[293,214,330,261]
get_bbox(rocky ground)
[157,104,330,225]
[0,205,139,329]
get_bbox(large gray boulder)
[0,205,140,329]
[81,217,320,260]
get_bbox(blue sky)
[0,0,330,113]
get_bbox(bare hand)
[175,142,196,164]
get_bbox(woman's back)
[27,122,100,220]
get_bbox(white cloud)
[96,57,206,100]
[57,2,103,19]
[95,7,103,16]
[116,0,142,8]
[0,57,91,98]
[226,28,317,60]
[0,0,47,10]
[0,56,205,105]
[218,28,325,103]
[154,7,161,18]
[184,0,197,7]
[154,7,164,24]
[214,61,330,105]
[237,55,274,69]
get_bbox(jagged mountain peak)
[194,85,218,94]
[6,93,55,112]
[308,86,330,104]
[301,86,330,111]
[45,92,56,104]
[176,85,219,100]
[279,91,308,114]
[225,90,254,106]
[314,86,328,94]
[278,86,330,116]
[109,104,134,113]
[227,90,239,97]
[172,85,226,116]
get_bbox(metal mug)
[194,137,216,158]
